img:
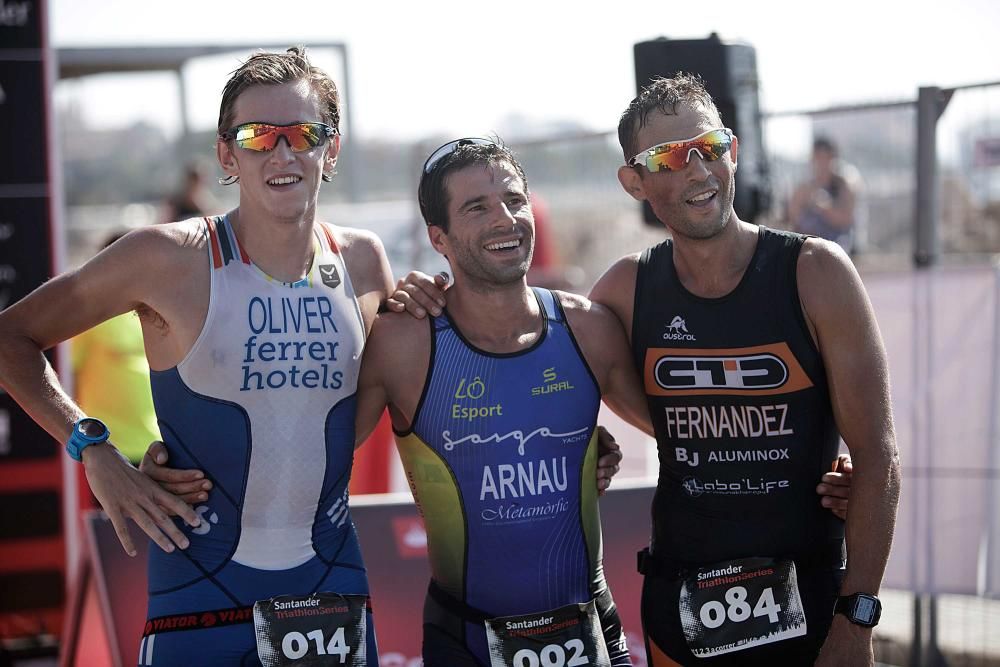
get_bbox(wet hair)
[417,138,529,232]
[217,46,340,136]
[617,72,721,161]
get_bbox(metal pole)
[910,592,922,667]
[914,87,954,267]
[338,44,357,203]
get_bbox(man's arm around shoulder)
[355,311,431,445]
[588,253,641,335]
[558,291,651,436]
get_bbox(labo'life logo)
[643,343,813,396]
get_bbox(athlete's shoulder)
[323,223,393,292]
[323,224,387,259]
[796,235,855,286]
[553,290,630,372]
[552,290,616,326]
[588,252,643,334]
[319,223,393,329]
[591,252,641,300]
[104,218,208,273]
[796,236,868,329]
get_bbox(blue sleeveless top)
[394,288,607,615]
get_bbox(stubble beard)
[450,243,533,293]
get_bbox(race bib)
[484,600,611,667]
[678,557,806,658]
[253,592,367,666]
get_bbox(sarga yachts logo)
[442,426,589,456]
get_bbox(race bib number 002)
[678,557,806,658]
[484,600,611,667]
[253,592,367,666]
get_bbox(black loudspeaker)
[632,33,770,225]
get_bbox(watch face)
[79,418,106,438]
[853,595,878,624]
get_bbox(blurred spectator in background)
[525,192,585,290]
[71,231,159,465]
[161,161,219,222]
[789,137,862,255]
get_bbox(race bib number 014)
[678,557,806,658]
[253,592,368,666]
[484,600,611,667]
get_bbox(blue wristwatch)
[66,417,110,462]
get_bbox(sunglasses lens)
[230,123,331,152]
[284,124,325,151]
[645,148,688,173]
[641,129,733,172]
[233,124,276,151]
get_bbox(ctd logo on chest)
[644,343,814,397]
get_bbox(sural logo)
[643,343,813,396]
[531,366,575,396]
[392,516,428,559]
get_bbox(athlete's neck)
[670,216,759,299]
[446,281,542,354]
[228,207,316,283]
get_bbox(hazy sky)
[50,0,1000,141]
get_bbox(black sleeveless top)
[632,226,843,565]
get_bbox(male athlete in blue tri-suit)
[0,48,397,665]
[354,138,653,666]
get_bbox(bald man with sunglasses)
[0,47,395,665]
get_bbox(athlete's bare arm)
[355,312,431,444]
[587,253,641,336]
[796,238,900,666]
[558,292,652,436]
[0,223,207,555]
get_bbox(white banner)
[866,264,1000,596]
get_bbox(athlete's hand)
[817,454,852,521]
[82,442,201,557]
[140,441,213,506]
[815,615,874,666]
[384,271,449,318]
[596,426,623,496]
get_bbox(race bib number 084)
[253,592,368,666]
[678,557,806,658]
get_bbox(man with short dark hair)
[355,137,650,666]
[593,73,899,666]
[789,136,861,254]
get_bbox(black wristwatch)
[834,593,882,628]
[66,417,110,462]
